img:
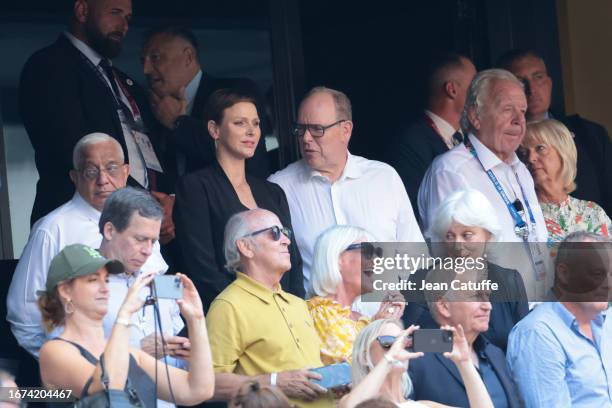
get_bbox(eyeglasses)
[79,163,124,180]
[376,335,397,349]
[243,225,292,241]
[344,242,383,259]
[292,120,347,138]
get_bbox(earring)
[64,299,75,315]
[214,138,219,149]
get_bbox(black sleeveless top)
[52,338,157,408]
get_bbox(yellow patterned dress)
[307,296,371,365]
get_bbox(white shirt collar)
[468,133,520,170]
[425,110,457,146]
[306,151,363,182]
[72,192,102,221]
[185,70,202,115]
[63,31,103,66]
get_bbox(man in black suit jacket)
[498,49,612,216]
[387,53,476,218]
[408,296,522,408]
[141,25,270,186]
[19,0,166,225]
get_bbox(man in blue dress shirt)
[507,232,612,407]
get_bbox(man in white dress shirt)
[97,188,188,367]
[6,133,167,357]
[418,69,549,299]
[269,86,425,297]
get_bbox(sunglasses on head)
[345,242,383,259]
[243,225,292,241]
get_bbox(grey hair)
[311,225,375,297]
[223,210,257,273]
[428,188,501,243]
[302,86,353,121]
[352,319,413,398]
[98,187,163,234]
[72,133,124,170]
[460,69,523,135]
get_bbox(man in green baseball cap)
[39,244,125,296]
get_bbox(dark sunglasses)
[243,225,292,241]
[376,335,397,349]
[345,242,383,259]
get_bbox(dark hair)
[38,286,68,332]
[204,88,258,124]
[496,49,545,71]
[426,51,471,96]
[143,25,199,55]
[98,187,163,234]
[355,397,397,408]
[231,381,293,408]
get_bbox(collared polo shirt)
[207,272,333,408]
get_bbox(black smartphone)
[309,362,352,389]
[410,329,453,353]
[153,275,183,299]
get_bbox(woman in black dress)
[174,88,304,311]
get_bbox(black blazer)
[560,114,612,217]
[409,335,523,408]
[386,115,449,222]
[402,262,529,352]
[19,34,163,224]
[159,74,270,191]
[173,161,304,311]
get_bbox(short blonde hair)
[523,119,577,193]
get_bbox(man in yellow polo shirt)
[206,209,333,407]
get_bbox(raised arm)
[442,325,494,408]
[136,274,214,406]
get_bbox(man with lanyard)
[387,52,476,220]
[19,0,167,225]
[418,69,550,300]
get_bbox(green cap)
[39,244,125,295]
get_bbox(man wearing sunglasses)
[269,86,425,298]
[206,208,333,407]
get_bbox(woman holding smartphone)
[37,244,214,406]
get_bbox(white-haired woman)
[339,319,494,408]
[308,225,405,364]
[405,189,528,352]
[519,119,611,242]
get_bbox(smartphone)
[153,275,183,299]
[410,329,453,353]
[309,362,352,390]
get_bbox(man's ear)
[555,263,571,288]
[74,0,89,24]
[436,299,452,320]
[183,46,196,67]
[103,222,116,241]
[467,107,481,131]
[340,120,354,145]
[120,164,130,185]
[236,238,255,259]
[69,169,78,186]
[444,80,457,99]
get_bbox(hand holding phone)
[153,275,184,299]
[409,329,453,353]
[309,363,352,390]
